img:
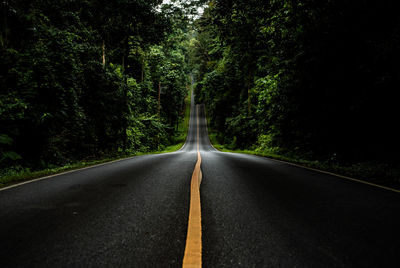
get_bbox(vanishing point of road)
[1,92,400,267]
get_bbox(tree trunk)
[141,58,144,82]
[122,36,128,70]
[158,81,161,116]
[3,1,8,48]
[248,86,251,114]
[102,40,105,65]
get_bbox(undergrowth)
[0,88,192,188]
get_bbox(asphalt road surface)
[1,93,400,267]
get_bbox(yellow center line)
[183,105,202,267]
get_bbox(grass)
[0,158,122,188]
[168,87,191,150]
[0,88,192,189]
[151,90,191,155]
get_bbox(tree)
[192,0,400,163]
[0,0,192,172]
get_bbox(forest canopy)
[1,0,399,181]
[192,0,400,166]
[0,0,196,173]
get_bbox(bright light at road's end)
[160,0,205,19]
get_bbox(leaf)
[2,151,22,161]
[0,134,13,145]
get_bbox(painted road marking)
[229,152,400,194]
[183,105,202,267]
[0,156,139,192]
[268,157,400,194]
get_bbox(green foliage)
[0,0,192,176]
[0,134,22,165]
[255,134,279,155]
[191,0,400,166]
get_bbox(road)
[1,92,400,267]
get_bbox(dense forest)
[1,0,399,184]
[192,0,400,178]
[0,0,200,176]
